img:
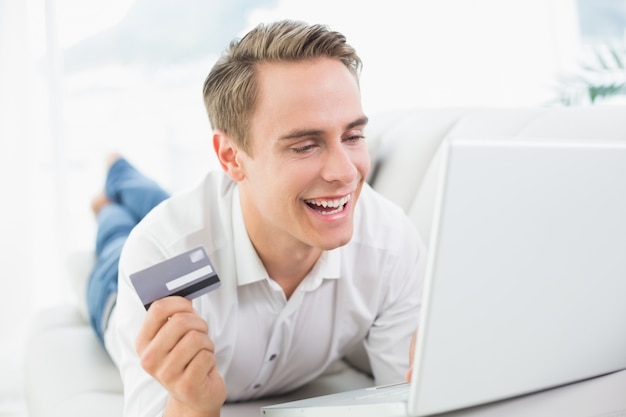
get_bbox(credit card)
[130,246,221,310]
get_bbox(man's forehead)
[249,58,363,139]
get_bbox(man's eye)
[345,135,365,143]
[292,144,316,153]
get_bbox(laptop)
[262,137,626,417]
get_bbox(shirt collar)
[232,187,267,286]
[298,249,341,293]
[232,187,342,288]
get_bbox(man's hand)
[405,330,417,382]
[136,296,226,417]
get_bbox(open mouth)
[305,194,351,216]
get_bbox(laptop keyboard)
[354,383,409,402]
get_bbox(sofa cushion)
[23,306,123,417]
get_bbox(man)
[106,20,426,417]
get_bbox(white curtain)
[1,0,37,350]
[1,0,41,413]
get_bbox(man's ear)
[213,130,245,182]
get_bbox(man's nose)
[321,143,358,184]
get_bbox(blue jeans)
[87,158,169,344]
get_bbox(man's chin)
[304,217,354,250]
[316,233,353,251]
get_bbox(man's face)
[237,57,370,252]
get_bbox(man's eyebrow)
[279,116,369,141]
[279,128,325,141]
[347,116,369,130]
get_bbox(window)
[576,0,626,42]
[555,0,626,105]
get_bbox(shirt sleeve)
[364,225,427,385]
[106,227,171,417]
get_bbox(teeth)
[305,194,351,209]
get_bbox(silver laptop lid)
[409,138,626,416]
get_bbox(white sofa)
[23,106,626,417]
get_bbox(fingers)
[405,366,413,382]
[140,315,212,377]
[162,341,225,414]
[136,296,212,380]
[155,328,215,388]
[134,296,227,413]
[406,330,417,382]
[136,296,197,354]
[177,348,219,396]
[408,330,416,363]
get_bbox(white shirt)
[106,170,426,417]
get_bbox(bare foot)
[106,152,123,169]
[91,192,111,216]
[90,153,123,216]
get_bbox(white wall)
[250,0,581,113]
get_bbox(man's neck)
[252,239,322,299]
[238,191,324,298]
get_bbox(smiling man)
[107,20,426,417]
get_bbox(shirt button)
[269,354,277,361]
